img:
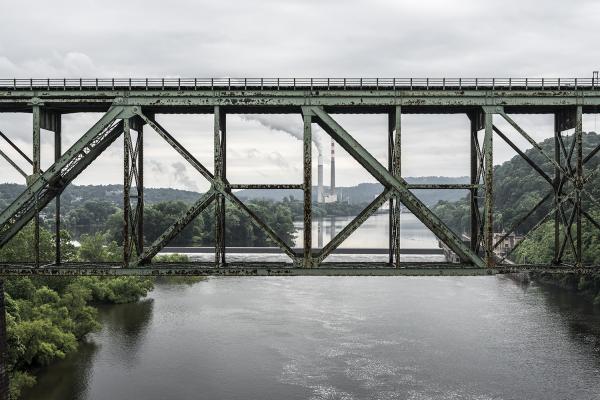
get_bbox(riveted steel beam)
[468,110,483,253]
[302,111,312,267]
[388,106,401,267]
[134,190,216,265]
[136,110,297,262]
[315,189,393,264]
[229,184,303,190]
[0,106,127,247]
[214,106,226,266]
[482,108,495,266]
[307,106,486,268]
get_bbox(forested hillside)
[434,132,600,264]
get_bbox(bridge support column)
[483,108,494,267]
[32,105,41,267]
[123,114,145,263]
[575,105,583,267]
[553,113,561,264]
[303,111,313,268]
[0,280,7,400]
[468,110,484,254]
[388,106,401,267]
[214,106,226,266]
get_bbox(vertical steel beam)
[123,118,131,264]
[553,113,561,264]
[214,106,226,266]
[483,109,494,266]
[32,105,41,267]
[303,112,313,268]
[575,105,583,266]
[136,121,144,255]
[0,280,7,400]
[469,112,480,253]
[388,106,401,267]
[54,114,62,264]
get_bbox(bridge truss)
[0,78,599,276]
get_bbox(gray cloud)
[1,0,600,185]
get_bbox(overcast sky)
[1,0,599,191]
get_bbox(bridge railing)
[0,77,599,91]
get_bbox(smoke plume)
[242,115,323,155]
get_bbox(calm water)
[23,277,600,400]
[21,214,600,399]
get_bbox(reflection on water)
[294,213,439,249]
[23,277,600,400]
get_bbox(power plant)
[317,138,338,203]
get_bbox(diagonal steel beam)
[134,190,216,265]
[315,189,392,264]
[493,125,553,185]
[499,111,572,180]
[0,130,33,165]
[493,191,552,250]
[136,110,297,261]
[0,148,27,178]
[0,106,126,247]
[307,106,485,268]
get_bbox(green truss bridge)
[1,77,600,277]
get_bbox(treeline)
[59,198,297,249]
[433,132,600,266]
[0,225,155,399]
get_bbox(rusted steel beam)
[0,148,27,178]
[134,190,216,265]
[0,130,33,165]
[553,113,562,263]
[123,118,131,264]
[32,105,41,267]
[302,112,312,267]
[483,109,494,267]
[229,184,303,190]
[493,192,552,250]
[0,107,126,248]
[315,189,393,264]
[407,183,478,190]
[308,106,485,268]
[575,105,583,266]
[137,110,296,261]
[134,112,214,181]
[493,125,553,185]
[53,114,62,265]
[388,106,401,267]
[499,110,571,181]
[214,106,226,266]
[468,110,483,253]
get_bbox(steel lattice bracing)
[0,78,600,276]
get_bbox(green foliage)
[76,232,120,262]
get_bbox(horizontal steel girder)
[0,262,596,277]
[306,106,486,268]
[2,89,600,112]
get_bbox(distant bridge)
[1,77,600,276]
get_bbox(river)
[21,215,600,400]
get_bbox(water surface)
[23,276,600,400]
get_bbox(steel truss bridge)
[0,77,600,277]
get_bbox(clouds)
[1,0,600,187]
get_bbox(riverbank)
[529,271,600,305]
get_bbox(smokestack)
[330,139,336,195]
[317,154,324,203]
